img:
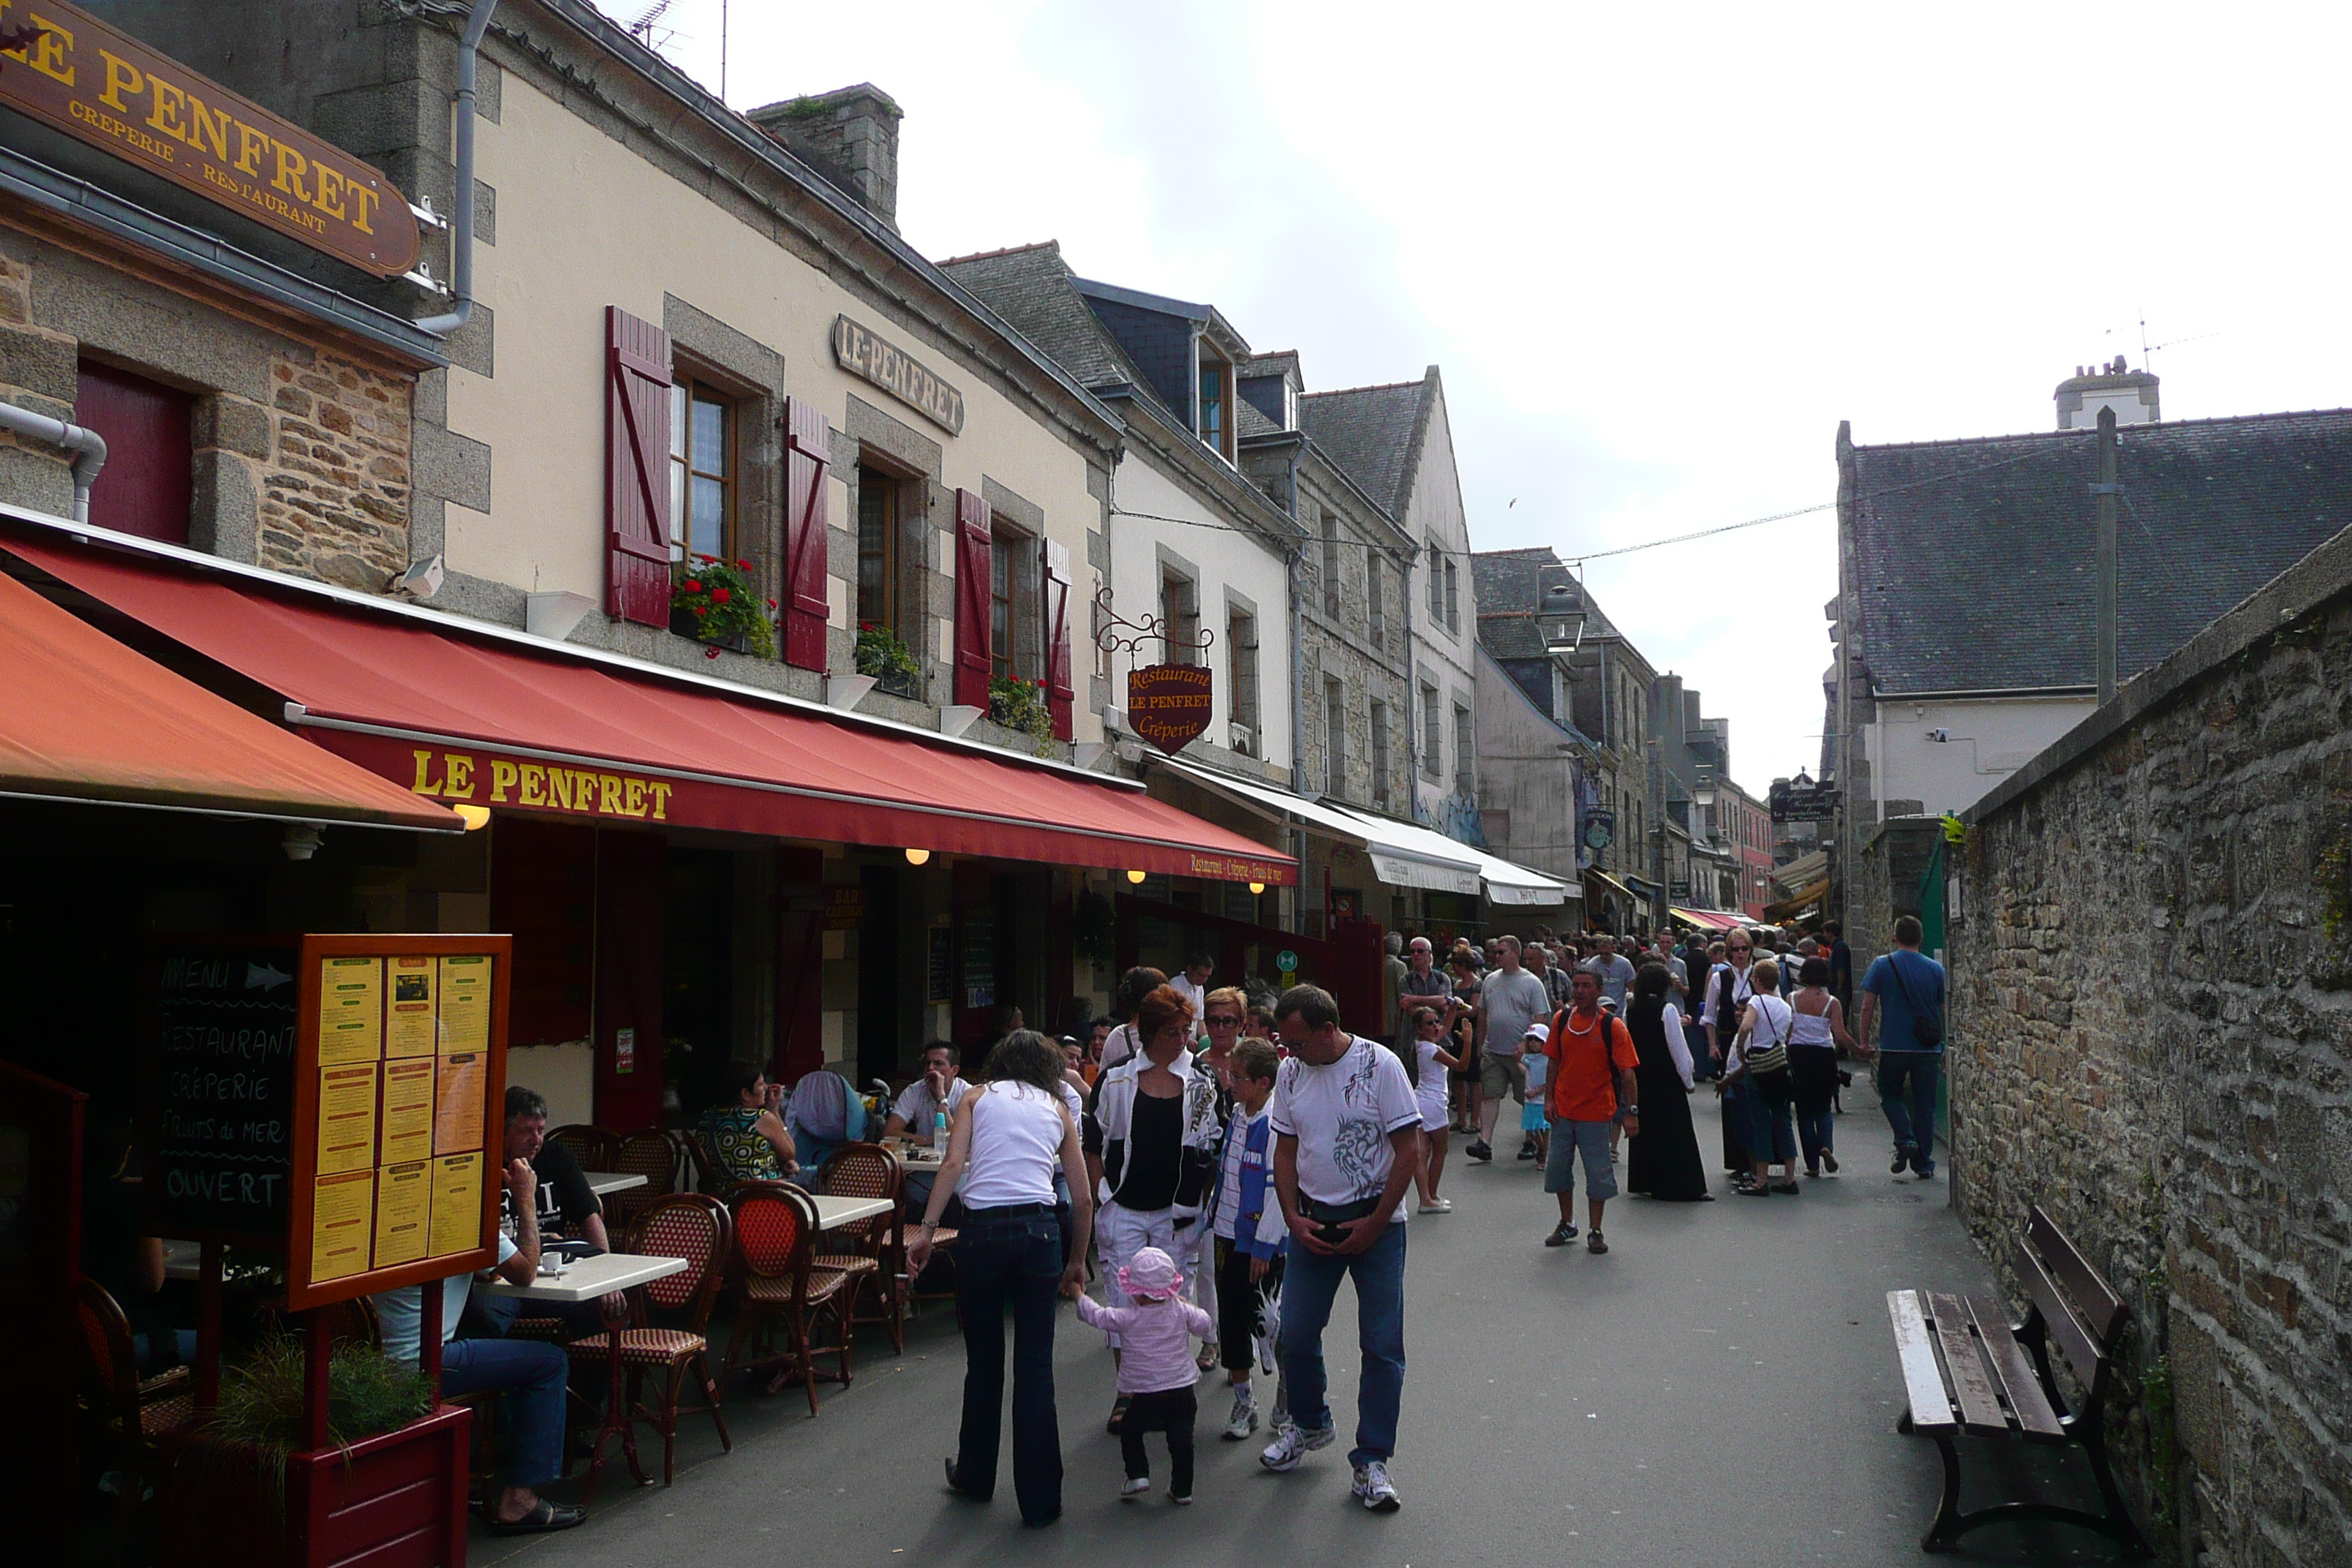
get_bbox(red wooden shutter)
[953,487,992,709]
[75,361,191,545]
[605,306,672,627]
[783,396,833,671]
[1043,538,1074,741]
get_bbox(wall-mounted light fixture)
[905,848,931,866]
[1248,881,1266,895]
[453,804,491,831]
[1126,869,1147,884]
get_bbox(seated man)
[470,1085,609,1338]
[696,1060,798,1185]
[373,1157,584,1536]
[881,1042,970,1213]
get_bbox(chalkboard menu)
[148,941,302,1242]
[960,908,996,1011]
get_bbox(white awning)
[1159,758,1482,895]
[1323,803,1576,905]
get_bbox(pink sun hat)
[1117,1246,1181,1301]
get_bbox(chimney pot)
[747,84,903,232]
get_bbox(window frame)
[1228,604,1260,751]
[853,456,912,641]
[1370,698,1390,807]
[1420,681,1442,780]
[1324,675,1346,800]
[1443,559,1460,634]
[987,516,1044,683]
[1161,567,1201,668]
[1321,512,1341,617]
[668,369,739,565]
[1452,701,1474,793]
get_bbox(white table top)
[582,1171,648,1196]
[482,1250,689,1303]
[162,1239,200,1281]
[810,1194,894,1230]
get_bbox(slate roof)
[1300,375,1432,519]
[935,241,1159,402]
[1847,409,2352,693]
[1471,547,1627,657]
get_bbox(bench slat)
[1887,1289,1958,1433]
[2028,1206,2126,1343]
[1926,1290,2013,1437]
[2014,1237,2108,1397]
[1963,1294,2068,1441]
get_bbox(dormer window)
[1197,356,1234,460]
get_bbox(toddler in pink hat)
[1074,1246,1214,1503]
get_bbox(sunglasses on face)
[1206,1014,1242,1026]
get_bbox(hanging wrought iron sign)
[1096,585,1215,755]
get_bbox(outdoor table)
[480,1250,688,1303]
[810,1194,894,1230]
[163,1238,200,1282]
[581,1171,649,1197]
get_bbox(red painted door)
[75,361,190,543]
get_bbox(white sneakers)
[1417,1197,1453,1213]
[1352,1460,1402,1512]
[1119,1475,1152,1500]
[1222,1391,1260,1440]
[1258,1420,1335,1472]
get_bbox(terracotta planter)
[161,1403,473,1568]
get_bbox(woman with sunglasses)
[1702,934,1761,1177]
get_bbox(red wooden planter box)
[161,1404,472,1568]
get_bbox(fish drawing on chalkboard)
[246,961,295,991]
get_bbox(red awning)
[0,565,459,830]
[4,534,1294,884]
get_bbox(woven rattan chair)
[567,1194,733,1493]
[815,1142,905,1352]
[604,1128,684,1232]
[546,1123,622,1172]
[72,1278,195,1529]
[724,1182,852,1416]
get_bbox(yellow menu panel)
[432,1052,486,1153]
[384,955,440,1058]
[438,955,491,1054]
[429,1153,483,1258]
[316,956,384,1064]
[309,1169,375,1284]
[372,1160,432,1268]
[379,1056,437,1164]
[314,1063,380,1175]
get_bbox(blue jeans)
[1278,1221,1406,1469]
[1877,1051,1942,1170]
[1745,1081,1797,1166]
[442,1336,568,1490]
[951,1207,1066,1524]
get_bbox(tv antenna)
[2128,310,2220,370]
[625,1,674,50]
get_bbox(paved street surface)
[483,1095,2126,1567]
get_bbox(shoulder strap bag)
[1886,952,1945,1048]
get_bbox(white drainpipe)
[415,0,501,337]
[0,402,108,522]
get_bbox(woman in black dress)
[1625,962,1712,1200]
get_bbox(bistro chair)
[814,1142,903,1352]
[565,1193,734,1494]
[546,1123,622,1172]
[724,1181,852,1417]
[682,1126,724,1196]
[72,1277,195,1530]
[604,1128,684,1232]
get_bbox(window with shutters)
[668,373,735,562]
[1324,676,1346,800]
[1228,606,1259,754]
[856,462,902,633]
[1420,682,1441,780]
[1453,701,1474,792]
[75,361,192,545]
[990,519,1041,682]
[1161,568,1199,667]
[1370,700,1390,808]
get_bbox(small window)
[989,521,1042,682]
[1427,543,1444,616]
[1229,606,1260,749]
[1321,513,1341,617]
[1443,559,1460,633]
[1368,555,1384,645]
[990,532,1017,681]
[1161,568,1200,666]
[1370,700,1390,807]
[669,374,734,562]
[1420,682,1441,780]
[855,462,901,634]
[1453,702,1474,791]
[1324,676,1346,799]
[1197,358,1230,457]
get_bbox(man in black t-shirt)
[501,1085,610,1250]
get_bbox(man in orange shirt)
[1541,968,1641,1254]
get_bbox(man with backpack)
[1538,968,1641,1254]
[1854,915,1947,1180]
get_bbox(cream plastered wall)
[1401,385,1477,813]
[1107,449,1293,768]
[448,73,1104,742]
[1866,693,2095,818]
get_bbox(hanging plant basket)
[671,555,777,660]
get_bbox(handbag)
[1745,1000,1792,1077]
[1886,952,1945,1048]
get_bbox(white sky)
[608,1,2352,796]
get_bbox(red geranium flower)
[692,605,709,618]
[705,647,721,659]
[736,558,753,570]
[766,598,778,610]
[712,587,731,605]
[682,578,702,594]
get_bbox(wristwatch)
[1625,1105,1640,1116]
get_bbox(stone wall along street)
[1950,525,2352,1567]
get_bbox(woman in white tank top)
[1787,954,1856,1180]
[911,1030,1093,1526]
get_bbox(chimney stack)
[747,84,902,232]
[2054,354,2160,430]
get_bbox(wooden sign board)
[0,0,421,276]
[1128,662,1213,754]
[281,934,511,1313]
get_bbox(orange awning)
[0,565,460,829]
[2,532,1294,884]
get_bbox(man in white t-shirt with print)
[1259,984,1421,1514]
[1468,936,1551,1164]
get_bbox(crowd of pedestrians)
[918,912,1944,1526]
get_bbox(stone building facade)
[1950,521,2352,1567]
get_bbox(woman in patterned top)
[696,1059,799,1184]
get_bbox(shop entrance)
[1115,893,1385,1039]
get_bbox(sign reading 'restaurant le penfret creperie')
[0,0,421,276]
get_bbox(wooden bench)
[1885,1205,2152,1556]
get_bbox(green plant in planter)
[188,1335,435,1504]
[990,675,1055,742]
[856,622,921,687]
[673,554,777,660]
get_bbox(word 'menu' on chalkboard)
[149,944,300,1238]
